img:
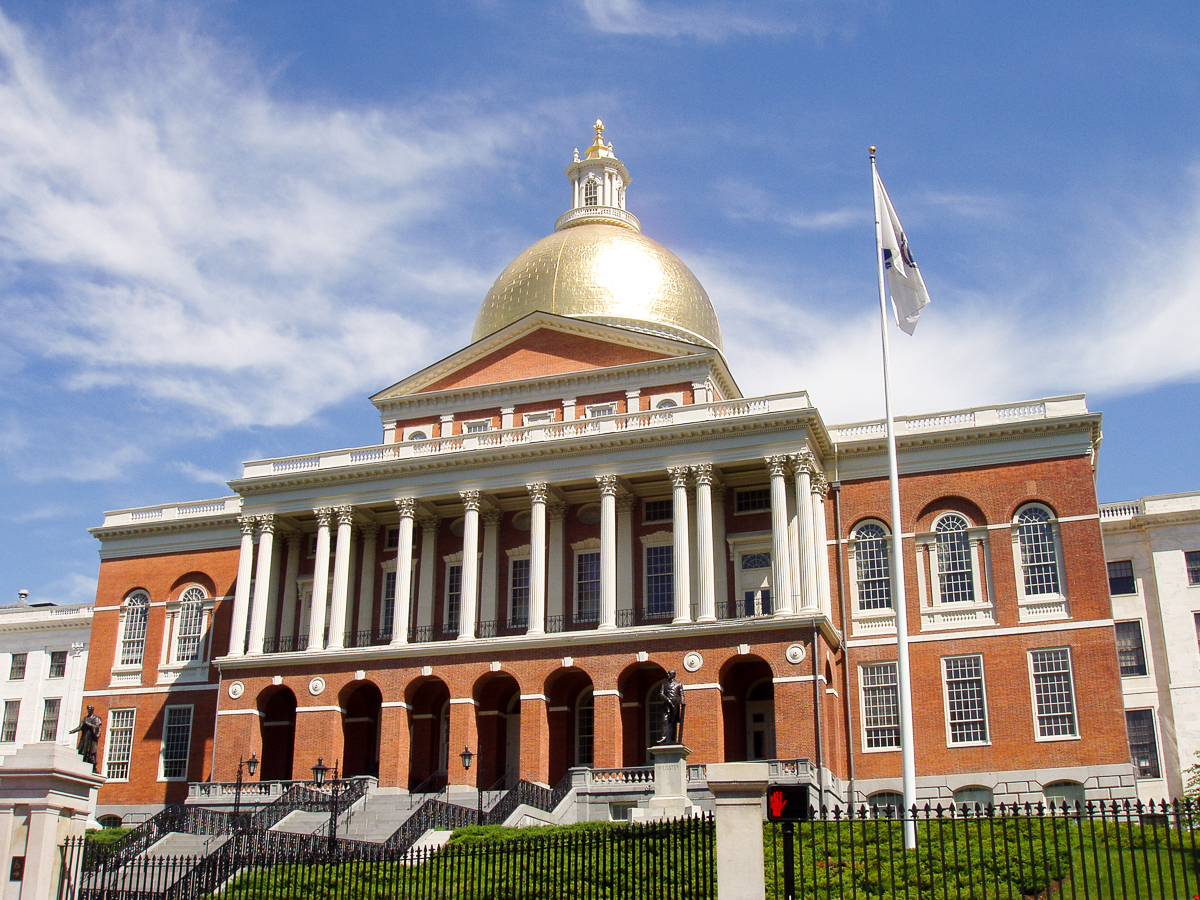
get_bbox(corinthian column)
[355,522,379,638]
[596,475,619,630]
[391,499,416,645]
[279,531,301,648]
[547,499,567,626]
[791,450,820,614]
[616,491,636,625]
[326,506,355,650]
[416,515,438,633]
[247,515,277,655]
[308,508,333,651]
[765,457,794,615]
[458,491,481,641]
[527,484,549,635]
[228,516,257,657]
[692,465,717,622]
[812,473,832,617]
[668,467,692,624]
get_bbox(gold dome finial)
[586,119,609,159]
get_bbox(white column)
[416,515,438,631]
[527,484,549,635]
[247,514,277,655]
[562,397,576,421]
[812,474,832,617]
[480,508,502,633]
[765,457,794,615]
[597,475,619,630]
[326,506,355,650]
[668,467,692,624]
[501,406,515,430]
[356,523,379,638]
[228,516,257,657]
[625,389,641,413]
[308,507,333,651]
[458,491,481,641]
[693,464,717,622]
[970,536,986,604]
[787,483,802,611]
[392,499,417,645]
[712,482,729,618]
[547,500,567,627]
[616,491,636,625]
[791,451,821,614]
[279,531,301,647]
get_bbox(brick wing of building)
[83,124,1135,823]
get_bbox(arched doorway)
[545,667,595,784]
[721,656,776,762]
[406,677,450,790]
[341,681,382,779]
[474,672,521,789]
[257,687,297,781]
[616,662,668,765]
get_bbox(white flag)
[874,169,931,334]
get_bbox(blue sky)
[1,1,1198,607]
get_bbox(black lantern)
[246,752,259,777]
[459,745,474,771]
[311,757,328,786]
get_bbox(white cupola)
[555,120,641,233]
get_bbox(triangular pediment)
[371,313,720,402]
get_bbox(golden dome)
[472,223,724,351]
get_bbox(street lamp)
[312,758,341,851]
[459,745,474,771]
[232,752,259,829]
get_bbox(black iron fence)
[767,799,1200,900]
[59,814,714,900]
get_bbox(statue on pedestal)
[655,670,686,745]
[69,705,102,773]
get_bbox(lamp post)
[460,745,480,824]
[312,757,341,851]
[232,753,259,829]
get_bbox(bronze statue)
[69,705,102,773]
[656,670,686,745]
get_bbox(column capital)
[395,497,417,519]
[789,448,818,476]
[764,455,789,478]
[358,521,380,540]
[460,490,481,512]
[238,515,257,536]
[596,474,620,496]
[711,480,727,501]
[616,490,637,514]
[256,514,277,535]
[314,507,334,527]
[334,505,356,527]
[417,514,440,532]
[284,528,303,547]
[667,466,691,488]
[691,463,714,486]
[481,507,504,528]
[547,499,568,519]
[527,482,550,504]
[811,472,829,497]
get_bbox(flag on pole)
[873,169,931,334]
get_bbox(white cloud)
[174,461,234,489]
[579,0,837,41]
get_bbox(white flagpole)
[871,146,917,849]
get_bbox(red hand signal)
[770,790,787,818]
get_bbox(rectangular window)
[576,552,601,623]
[0,701,19,742]
[522,411,555,426]
[643,499,672,523]
[735,488,771,513]
[861,663,901,749]
[1030,649,1078,738]
[1186,550,1200,586]
[943,656,989,744]
[509,558,530,628]
[40,698,61,742]
[1114,621,1148,677]
[1125,709,1160,779]
[464,419,490,433]
[445,564,462,634]
[161,706,193,780]
[586,403,615,418]
[1107,560,1136,595]
[645,545,674,618]
[49,651,67,679]
[9,653,26,680]
[382,570,397,637]
[384,527,400,550]
[105,709,136,781]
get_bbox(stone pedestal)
[706,762,769,900]
[631,743,693,821]
[0,743,106,900]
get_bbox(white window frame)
[159,704,194,782]
[114,590,151,675]
[915,513,995,630]
[444,557,464,634]
[1115,619,1149,678]
[1125,707,1162,780]
[1010,503,1068,621]
[640,532,675,620]
[462,418,491,434]
[573,545,601,624]
[403,424,434,442]
[521,410,555,426]
[1028,647,1080,741]
[648,391,684,410]
[941,655,990,747]
[103,708,137,782]
[734,487,771,515]
[859,662,901,752]
[169,585,211,666]
[575,688,594,766]
[726,534,773,619]
[642,497,672,524]
[585,403,616,418]
[508,553,531,629]
[848,520,896,636]
[40,697,61,743]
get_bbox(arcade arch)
[406,676,450,790]
[256,686,297,782]
[473,671,522,789]
[340,680,382,779]
[720,656,776,762]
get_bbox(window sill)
[921,603,995,630]
[862,745,901,754]
[852,610,897,636]
[1017,595,1069,622]
[157,663,210,685]
[1033,733,1081,743]
[109,666,143,687]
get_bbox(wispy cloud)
[174,461,234,489]
[579,0,841,41]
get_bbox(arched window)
[935,514,975,603]
[1042,780,1085,809]
[953,785,993,812]
[118,591,150,667]
[408,431,427,442]
[174,586,206,663]
[655,398,678,409]
[853,523,891,610]
[584,177,599,207]
[867,791,904,817]
[1015,505,1060,595]
[576,689,594,767]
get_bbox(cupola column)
[308,508,333,650]
[391,499,417,645]
[765,458,794,615]
[527,484,549,636]
[228,516,257,657]
[458,491,481,641]
[247,514,277,654]
[668,467,693,624]
[326,506,356,649]
[597,476,619,630]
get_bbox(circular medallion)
[227,681,244,700]
[785,643,807,665]
[682,651,703,673]
[308,677,326,696]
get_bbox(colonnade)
[225,453,833,657]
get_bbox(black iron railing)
[343,628,390,648]
[408,624,433,643]
[262,634,308,654]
